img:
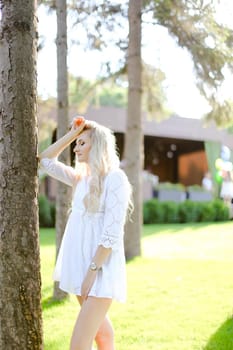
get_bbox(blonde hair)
[76,121,121,212]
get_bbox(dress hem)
[57,284,126,303]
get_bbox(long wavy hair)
[75,120,129,213]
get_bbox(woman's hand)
[71,116,85,133]
[81,270,97,300]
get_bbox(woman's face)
[73,129,92,163]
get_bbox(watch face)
[90,262,97,271]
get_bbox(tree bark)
[0,1,43,349]
[53,0,71,300]
[124,0,143,260]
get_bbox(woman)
[39,117,132,350]
[220,170,233,217]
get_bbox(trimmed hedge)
[39,195,230,226]
[38,195,55,227]
[143,199,229,224]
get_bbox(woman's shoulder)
[105,168,129,187]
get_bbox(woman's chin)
[77,158,87,164]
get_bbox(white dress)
[220,180,233,199]
[40,158,130,303]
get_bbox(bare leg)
[70,296,112,350]
[95,316,114,350]
[75,296,115,350]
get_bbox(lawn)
[40,222,233,350]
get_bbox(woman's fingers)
[74,116,85,128]
[71,116,85,131]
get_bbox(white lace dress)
[40,158,130,302]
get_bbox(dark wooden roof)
[84,106,233,149]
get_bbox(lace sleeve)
[40,157,77,187]
[98,170,130,251]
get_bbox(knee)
[95,323,114,347]
[70,333,92,350]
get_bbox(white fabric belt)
[71,207,104,217]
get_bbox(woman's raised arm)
[39,118,85,160]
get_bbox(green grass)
[40,222,233,350]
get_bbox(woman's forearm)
[39,122,84,160]
[92,245,112,269]
[81,245,112,299]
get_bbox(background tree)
[0,1,43,349]
[37,0,233,261]
[145,0,233,126]
[69,75,128,109]
[54,0,70,300]
[120,0,233,258]
[123,0,143,259]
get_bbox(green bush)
[143,199,165,224]
[178,201,201,223]
[212,199,230,221]
[38,195,55,227]
[143,200,155,224]
[50,201,56,226]
[163,201,180,223]
[187,185,205,192]
[156,182,185,190]
[143,199,230,224]
[199,202,216,222]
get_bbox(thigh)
[75,297,112,342]
[76,295,83,306]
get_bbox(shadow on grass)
[42,295,69,310]
[203,317,233,350]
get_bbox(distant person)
[220,170,233,207]
[202,171,213,192]
[39,117,133,350]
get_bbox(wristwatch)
[90,262,98,271]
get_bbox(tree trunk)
[0,1,43,349]
[53,0,71,300]
[124,0,143,260]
